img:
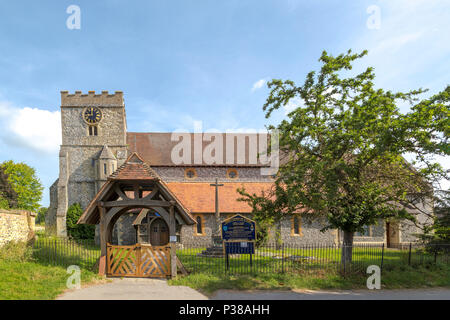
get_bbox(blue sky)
[0,0,448,206]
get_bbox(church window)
[195,215,204,235]
[89,125,98,136]
[291,216,302,236]
[104,163,107,175]
[185,168,197,179]
[226,168,238,179]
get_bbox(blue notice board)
[221,214,256,241]
[225,241,255,254]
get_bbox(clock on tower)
[83,106,102,124]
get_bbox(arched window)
[195,215,203,235]
[89,125,98,136]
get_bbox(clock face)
[83,107,102,124]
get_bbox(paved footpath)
[57,278,450,300]
[211,288,450,300]
[57,278,208,300]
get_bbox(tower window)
[104,163,107,175]
[89,125,98,136]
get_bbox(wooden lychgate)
[107,243,171,277]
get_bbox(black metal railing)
[32,237,100,270]
[31,238,449,275]
[177,242,450,276]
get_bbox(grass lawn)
[171,246,450,294]
[0,260,103,300]
[169,263,450,295]
[0,240,104,300]
[176,246,413,276]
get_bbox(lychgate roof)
[109,153,160,180]
[77,152,195,225]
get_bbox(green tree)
[36,207,48,225]
[66,203,95,239]
[421,189,450,246]
[0,160,43,212]
[238,50,449,263]
[0,166,18,209]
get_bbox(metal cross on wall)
[210,178,224,243]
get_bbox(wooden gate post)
[169,202,177,279]
[98,205,107,276]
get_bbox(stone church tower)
[46,91,128,236]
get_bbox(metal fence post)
[343,242,347,275]
[408,242,412,266]
[380,243,385,274]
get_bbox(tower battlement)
[60,90,124,107]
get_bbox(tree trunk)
[341,230,354,268]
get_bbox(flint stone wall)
[0,209,36,246]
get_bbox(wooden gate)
[106,243,171,278]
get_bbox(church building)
[46,91,431,247]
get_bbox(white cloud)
[372,31,424,54]
[355,0,450,87]
[251,78,267,92]
[0,102,61,154]
[283,97,303,115]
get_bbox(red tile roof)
[165,182,274,213]
[127,132,270,167]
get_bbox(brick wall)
[0,209,36,246]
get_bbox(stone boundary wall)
[0,209,36,246]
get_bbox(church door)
[150,219,169,246]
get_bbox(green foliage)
[0,241,32,262]
[238,49,449,250]
[420,189,450,247]
[0,166,18,209]
[0,196,9,210]
[36,207,48,225]
[0,160,43,212]
[66,203,95,239]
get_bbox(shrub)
[0,241,32,262]
[66,203,95,239]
